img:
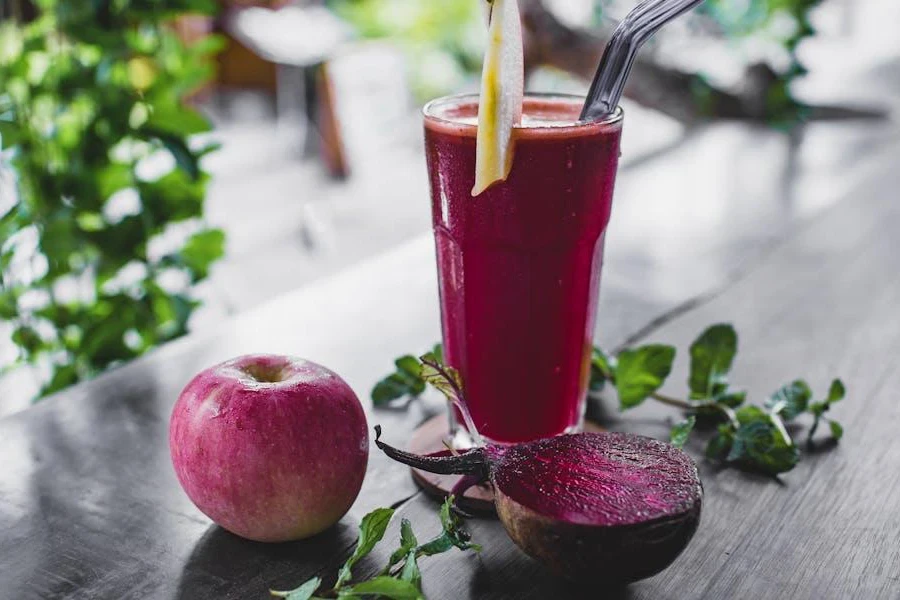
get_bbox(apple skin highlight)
[169,354,369,542]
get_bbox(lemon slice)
[472,0,524,197]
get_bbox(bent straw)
[581,0,706,121]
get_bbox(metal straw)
[580,0,706,121]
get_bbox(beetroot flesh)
[375,427,702,584]
[493,433,702,582]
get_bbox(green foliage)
[329,0,823,122]
[699,0,825,123]
[0,0,224,400]
[270,577,321,600]
[807,378,845,446]
[336,507,396,588]
[611,344,675,409]
[670,416,696,449]
[378,325,846,477]
[272,496,478,600]
[687,324,737,400]
[326,0,485,100]
[372,344,443,406]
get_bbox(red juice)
[424,94,623,444]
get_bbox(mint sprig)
[589,324,844,475]
[271,496,478,600]
[374,324,846,477]
[372,345,443,406]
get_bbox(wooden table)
[2,117,899,599]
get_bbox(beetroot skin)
[170,355,368,542]
[376,428,702,583]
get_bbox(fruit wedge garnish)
[472,0,524,197]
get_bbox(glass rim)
[422,92,624,131]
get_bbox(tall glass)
[424,94,624,444]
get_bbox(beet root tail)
[374,425,490,479]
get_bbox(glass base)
[447,411,585,449]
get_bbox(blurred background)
[0,0,896,415]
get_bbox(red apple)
[169,354,368,542]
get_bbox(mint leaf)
[590,346,617,390]
[270,577,321,600]
[714,389,747,408]
[728,415,799,475]
[387,518,419,568]
[808,380,847,446]
[765,380,812,421]
[670,416,696,449]
[688,324,738,399]
[615,344,676,409]
[338,576,423,600]
[400,551,422,589]
[438,495,481,551]
[400,518,418,549]
[706,424,735,460]
[736,405,767,423]
[415,534,453,556]
[829,420,844,441]
[336,508,395,588]
[827,379,845,404]
[417,496,481,556]
[372,356,426,406]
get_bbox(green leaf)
[0,119,21,149]
[765,379,812,420]
[419,355,464,407]
[714,389,747,408]
[0,290,18,320]
[388,518,419,567]
[399,551,422,589]
[146,104,212,137]
[372,356,426,406]
[809,401,827,418]
[139,169,207,225]
[438,496,480,552]
[826,379,845,404]
[705,424,735,460]
[179,228,225,281]
[42,364,80,397]
[336,507,395,588]
[416,497,480,556]
[735,404,767,424]
[590,346,616,390]
[728,417,799,475]
[670,416,696,449]
[829,420,844,441]
[688,324,738,399]
[400,518,418,550]
[614,344,676,409]
[430,343,444,364]
[270,577,322,600]
[145,129,200,180]
[12,326,43,355]
[338,576,423,600]
[415,534,454,557]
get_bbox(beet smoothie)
[424,94,623,443]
